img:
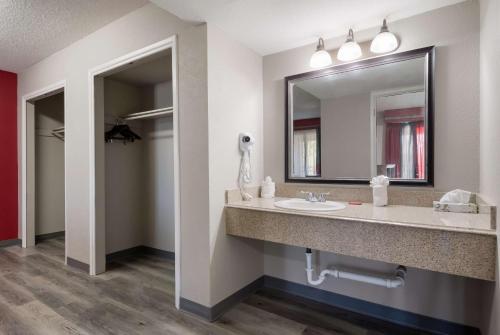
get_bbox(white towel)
[372,185,388,207]
[439,189,471,204]
[261,176,275,199]
[371,175,389,207]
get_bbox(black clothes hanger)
[105,122,141,144]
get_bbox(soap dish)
[433,201,478,214]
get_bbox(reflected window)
[292,119,320,177]
[376,98,426,180]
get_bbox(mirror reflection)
[288,51,431,184]
[374,88,425,179]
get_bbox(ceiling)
[0,0,148,72]
[104,49,172,86]
[296,57,425,100]
[0,0,467,72]
[151,0,466,55]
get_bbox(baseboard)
[67,257,90,273]
[35,231,65,243]
[141,246,175,260]
[179,275,480,334]
[263,276,481,335]
[211,276,265,321]
[180,276,264,321]
[0,238,21,248]
[106,245,175,263]
[106,246,144,262]
[179,298,211,320]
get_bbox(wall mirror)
[285,46,434,185]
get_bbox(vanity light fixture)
[309,37,333,68]
[370,19,399,54]
[337,28,362,62]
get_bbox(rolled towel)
[370,175,389,187]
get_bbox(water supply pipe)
[305,248,406,288]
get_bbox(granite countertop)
[226,197,496,236]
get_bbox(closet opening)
[23,86,66,261]
[92,45,177,306]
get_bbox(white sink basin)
[274,198,346,212]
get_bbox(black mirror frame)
[285,46,435,186]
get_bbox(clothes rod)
[123,107,173,121]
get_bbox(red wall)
[0,70,18,241]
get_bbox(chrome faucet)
[301,191,330,202]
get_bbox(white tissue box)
[433,201,478,214]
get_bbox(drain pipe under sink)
[305,248,406,288]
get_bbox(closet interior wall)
[34,93,65,237]
[104,54,174,256]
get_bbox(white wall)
[34,93,65,235]
[263,1,486,328]
[320,93,371,179]
[152,81,173,109]
[18,4,213,306]
[144,81,175,252]
[479,0,500,333]
[376,91,425,111]
[177,24,211,306]
[207,24,264,306]
[143,116,175,252]
[293,87,320,120]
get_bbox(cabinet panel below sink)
[225,206,496,281]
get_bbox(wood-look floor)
[0,237,428,335]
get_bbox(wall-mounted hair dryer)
[239,133,255,153]
[239,133,254,201]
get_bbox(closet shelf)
[122,107,173,121]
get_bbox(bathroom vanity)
[225,186,497,281]
[226,45,496,283]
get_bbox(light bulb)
[337,29,362,62]
[370,19,399,54]
[310,38,332,68]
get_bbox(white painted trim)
[88,35,181,308]
[369,85,425,177]
[369,95,376,178]
[171,36,181,310]
[287,82,294,177]
[21,81,67,264]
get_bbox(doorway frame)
[88,35,181,308]
[369,85,425,177]
[21,80,67,263]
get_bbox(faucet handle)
[317,192,330,202]
[300,191,315,201]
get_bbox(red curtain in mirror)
[383,108,425,179]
